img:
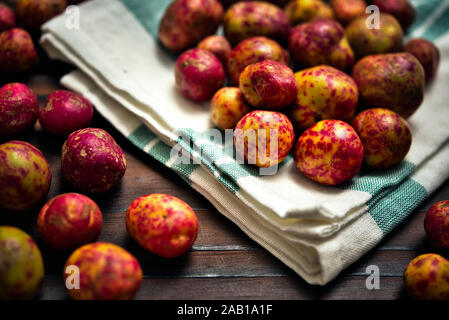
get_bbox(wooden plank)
[4,204,434,279]
[4,202,434,265]
[37,249,292,279]
[38,276,408,300]
[33,247,431,279]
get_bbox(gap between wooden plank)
[43,273,404,279]
[191,244,259,251]
[191,244,420,251]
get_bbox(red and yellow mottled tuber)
[239,60,297,109]
[0,2,15,32]
[345,13,403,59]
[0,28,37,73]
[352,108,412,168]
[223,1,290,45]
[0,226,44,299]
[220,0,290,8]
[158,0,223,52]
[290,65,358,132]
[289,19,355,71]
[285,0,334,25]
[234,110,295,168]
[373,0,416,31]
[126,194,199,258]
[227,36,289,86]
[16,0,67,29]
[330,0,366,25]
[0,82,39,136]
[64,242,142,300]
[404,253,449,300]
[0,141,51,211]
[424,201,449,250]
[61,128,127,194]
[39,90,94,136]
[37,193,103,251]
[210,87,250,130]
[405,38,440,83]
[352,53,425,118]
[175,48,225,102]
[294,120,363,185]
[198,35,232,66]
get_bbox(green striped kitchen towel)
[40,0,449,285]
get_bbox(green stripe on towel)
[120,0,171,38]
[368,178,427,234]
[341,161,416,194]
[128,125,198,185]
[421,2,449,40]
[127,124,156,149]
[409,0,446,35]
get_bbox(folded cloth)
[40,0,449,285]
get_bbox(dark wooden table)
[2,55,449,301]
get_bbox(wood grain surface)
[1,55,449,301]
